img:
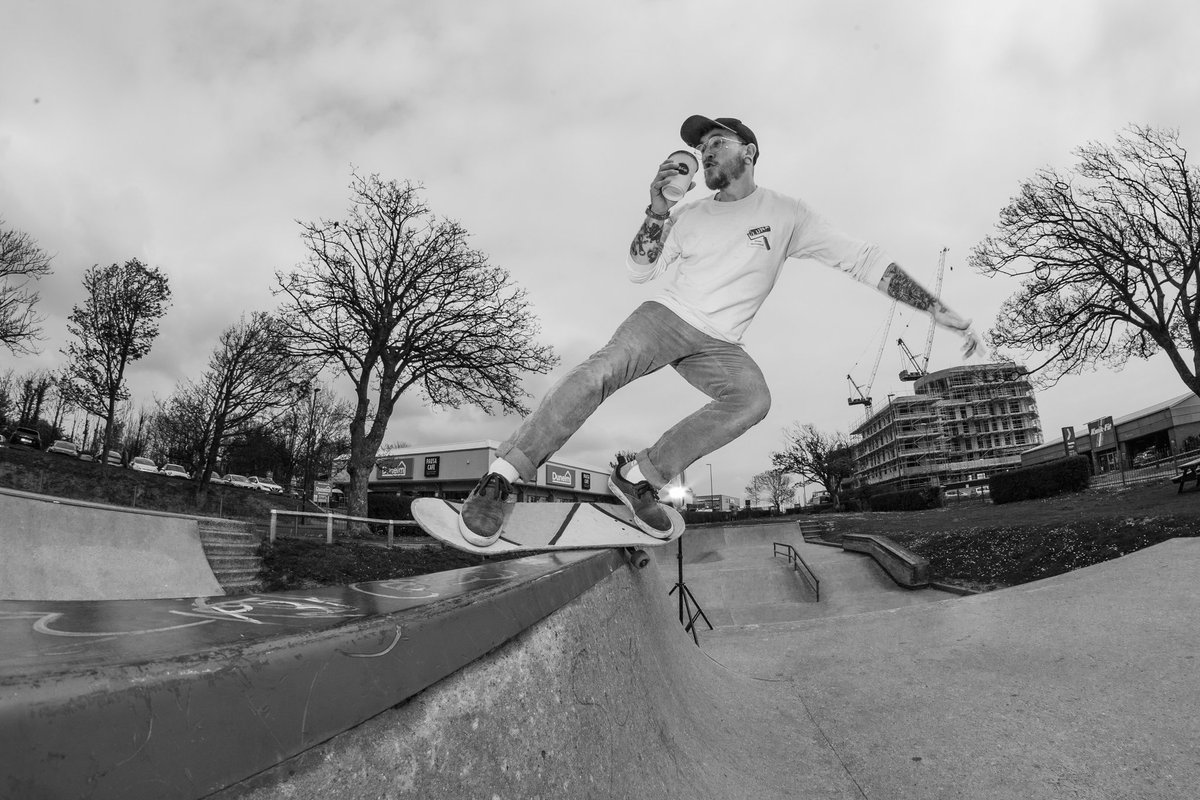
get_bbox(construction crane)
[847,374,872,406]
[898,337,924,381]
[898,247,948,382]
[847,299,898,406]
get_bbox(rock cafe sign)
[546,464,575,488]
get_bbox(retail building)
[350,440,617,503]
[851,361,1043,494]
[1020,391,1200,473]
[691,493,742,512]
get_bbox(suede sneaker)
[459,472,514,547]
[608,456,674,539]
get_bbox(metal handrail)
[773,542,820,600]
[268,509,422,547]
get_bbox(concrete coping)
[0,483,241,525]
[0,548,622,800]
[841,532,931,588]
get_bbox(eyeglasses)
[694,135,745,156]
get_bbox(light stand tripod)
[667,534,712,645]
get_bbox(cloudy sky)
[3,0,1197,498]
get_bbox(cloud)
[2,0,1196,496]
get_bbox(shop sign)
[378,457,415,479]
[424,456,440,478]
[1088,417,1115,450]
[547,464,575,488]
[581,472,591,490]
[1062,426,1077,457]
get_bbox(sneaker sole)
[607,477,675,540]
[458,513,503,547]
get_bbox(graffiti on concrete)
[171,595,365,625]
[0,554,571,658]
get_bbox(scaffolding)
[850,361,1043,494]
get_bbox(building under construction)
[850,361,1043,495]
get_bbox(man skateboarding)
[458,114,981,546]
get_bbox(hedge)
[866,487,942,512]
[989,456,1090,504]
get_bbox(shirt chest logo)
[746,225,772,251]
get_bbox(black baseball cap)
[680,115,759,163]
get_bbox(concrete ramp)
[219,535,1200,800]
[658,522,954,626]
[0,487,223,600]
[213,559,861,800]
[659,523,816,626]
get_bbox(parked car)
[944,488,968,499]
[160,463,189,479]
[208,472,224,483]
[248,476,283,493]
[8,427,42,450]
[224,473,254,489]
[129,456,158,473]
[1133,449,1162,468]
[78,451,95,462]
[104,450,123,466]
[46,439,80,457]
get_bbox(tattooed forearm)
[880,263,947,314]
[629,218,669,263]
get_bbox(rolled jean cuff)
[635,448,669,490]
[496,442,538,484]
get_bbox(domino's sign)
[547,464,575,488]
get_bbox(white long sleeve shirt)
[626,187,891,344]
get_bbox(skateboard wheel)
[627,548,650,569]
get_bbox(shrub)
[989,456,1090,504]
[367,492,413,520]
[867,487,942,512]
[681,507,776,524]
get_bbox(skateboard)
[410,498,685,568]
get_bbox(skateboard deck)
[411,498,685,557]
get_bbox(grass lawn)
[816,479,1200,592]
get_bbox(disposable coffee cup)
[662,150,699,201]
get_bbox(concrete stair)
[197,518,263,595]
[796,518,833,543]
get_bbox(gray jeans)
[498,301,771,489]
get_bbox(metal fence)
[1088,452,1191,490]
[268,509,423,546]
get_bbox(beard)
[704,156,747,191]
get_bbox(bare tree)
[0,369,15,428]
[0,219,53,354]
[972,124,1200,392]
[170,312,308,488]
[16,370,53,427]
[62,259,171,454]
[744,468,796,512]
[276,171,558,518]
[771,423,855,505]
